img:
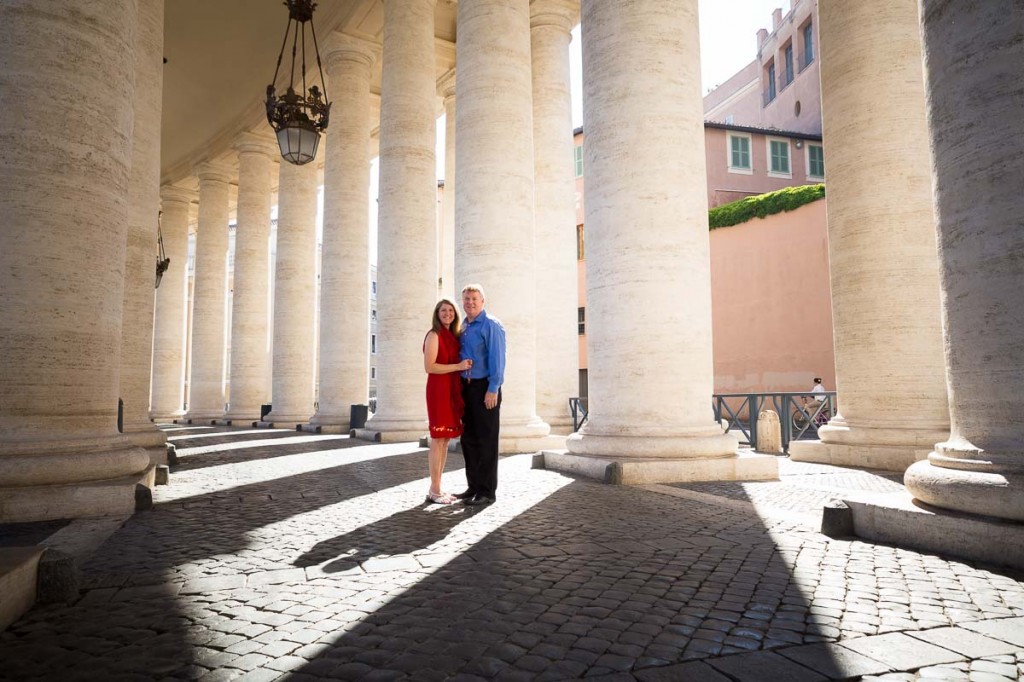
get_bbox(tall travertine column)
[455,0,551,452]
[0,0,150,521]
[531,0,579,434]
[438,69,457,301]
[120,0,167,465]
[803,0,949,471]
[362,0,438,442]
[905,1,1024,521]
[182,163,233,422]
[565,0,738,461]
[262,159,319,425]
[307,35,376,432]
[151,186,193,420]
[224,133,277,422]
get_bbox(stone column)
[438,69,457,301]
[905,1,1024,521]
[360,0,438,442]
[306,35,376,433]
[0,0,151,521]
[223,133,277,423]
[120,0,167,465]
[564,0,744,469]
[150,186,193,420]
[262,159,319,426]
[182,163,233,423]
[797,0,949,471]
[455,0,552,452]
[531,0,579,434]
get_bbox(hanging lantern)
[265,0,331,165]
[155,211,170,289]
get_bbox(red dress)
[425,328,464,438]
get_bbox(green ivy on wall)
[708,183,825,230]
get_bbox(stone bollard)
[756,410,783,454]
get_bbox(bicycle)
[792,399,830,434]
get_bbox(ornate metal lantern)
[265,0,331,165]
[155,211,170,289]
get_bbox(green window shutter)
[730,136,750,169]
[809,144,825,177]
[771,140,790,173]
[574,145,584,177]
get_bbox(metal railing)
[713,391,836,453]
[569,397,588,432]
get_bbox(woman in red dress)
[423,299,472,504]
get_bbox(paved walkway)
[2,426,1023,681]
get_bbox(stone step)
[0,546,45,631]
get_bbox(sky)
[365,0,789,263]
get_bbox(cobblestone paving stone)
[2,427,1022,681]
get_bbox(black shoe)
[464,494,495,506]
[452,489,474,500]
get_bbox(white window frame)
[806,143,825,180]
[766,137,792,178]
[727,133,754,175]
[573,145,584,178]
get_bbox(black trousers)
[461,379,501,498]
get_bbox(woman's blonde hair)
[431,298,462,336]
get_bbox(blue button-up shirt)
[460,309,506,394]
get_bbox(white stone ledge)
[844,491,1024,571]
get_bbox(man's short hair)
[813,377,822,383]
[462,283,486,298]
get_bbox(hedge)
[708,183,825,229]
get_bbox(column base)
[0,467,153,523]
[181,409,226,423]
[539,415,575,436]
[210,418,235,426]
[308,412,353,430]
[252,420,299,430]
[566,427,740,459]
[149,409,184,422]
[499,434,567,454]
[259,411,311,429]
[121,426,168,467]
[297,423,349,434]
[224,407,262,423]
[788,439,931,472]
[814,420,947,471]
[905,458,1024,522]
[351,428,423,443]
[542,449,778,485]
[841,490,1024,571]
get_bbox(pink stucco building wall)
[709,198,835,394]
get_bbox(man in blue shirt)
[455,284,506,506]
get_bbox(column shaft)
[0,0,149,521]
[263,160,319,424]
[531,0,579,434]
[566,0,736,459]
[455,0,551,449]
[309,36,375,430]
[905,0,1024,521]
[363,0,438,440]
[812,0,949,470]
[151,187,193,419]
[438,71,457,301]
[225,134,276,421]
[120,0,167,461]
[183,164,233,421]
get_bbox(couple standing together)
[422,284,505,507]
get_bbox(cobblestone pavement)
[2,426,1022,681]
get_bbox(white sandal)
[426,491,455,505]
